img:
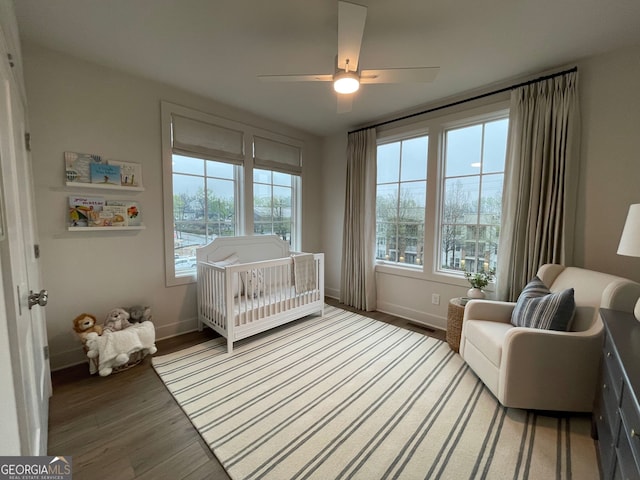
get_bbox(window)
[161,101,304,286]
[374,102,509,283]
[253,169,299,246]
[173,154,238,276]
[376,135,428,266]
[439,117,508,274]
[252,135,302,248]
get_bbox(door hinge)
[7,53,14,68]
[34,244,40,259]
[43,346,49,361]
[25,133,31,152]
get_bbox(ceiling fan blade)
[360,67,440,84]
[337,94,353,114]
[257,74,334,82]
[337,1,367,71]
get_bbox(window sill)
[375,262,424,280]
[166,272,196,287]
[375,262,496,292]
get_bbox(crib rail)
[197,253,324,352]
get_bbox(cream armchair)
[459,264,640,412]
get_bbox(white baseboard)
[324,287,340,299]
[376,300,447,331]
[154,316,199,340]
[50,348,89,372]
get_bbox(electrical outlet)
[432,293,440,305]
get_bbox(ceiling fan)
[257,0,440,113]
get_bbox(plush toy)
[103,307,132,333]
[130,321,158,356]
[125,305,152,323]
[84,332,130,376]
[84,332,100,359]
[72,313,103,342]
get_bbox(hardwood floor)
[48,299,446,479]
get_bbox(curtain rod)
[348,66,578,135]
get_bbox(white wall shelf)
[65,181,144,192]
[68,225,145,232]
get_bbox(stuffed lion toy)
[72,313,103,342]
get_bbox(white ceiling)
[13,0,640,136]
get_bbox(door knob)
[28,289,48,309]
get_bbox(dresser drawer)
[621,384,640,473]
[616,428,640,480]
[602,363,622,431]
[603,334,625,399]
[598,408,617,479]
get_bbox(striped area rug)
[152,305,599,480]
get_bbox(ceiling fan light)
[334,71,360,94]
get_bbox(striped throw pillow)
[511,276,575,331]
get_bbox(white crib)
[196,235,324,353]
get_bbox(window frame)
[374,100,510,288]
[171,153,242,278]
[437,111,509,277]
[161,101,303,286]
[375,132,429,269]
[252,168,301,248]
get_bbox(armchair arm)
[601,279,640,312]
[499,325,604,411]
[463,300,516,324]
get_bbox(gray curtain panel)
[497,71,580,301]
[340,128,377,311]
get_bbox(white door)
[0,24,51,455]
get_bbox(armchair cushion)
[511,276,575,331]
[463,320,512,367]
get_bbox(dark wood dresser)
[596,308,640,479]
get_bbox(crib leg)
[227,337,233,354]
[197,318,203,332]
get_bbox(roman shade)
[253,135,302,175]
[171,114,244,165]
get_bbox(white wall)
[23,43,322,370]
[321,45,640,330]
[319,133,347,299]
[575,45,640,279]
